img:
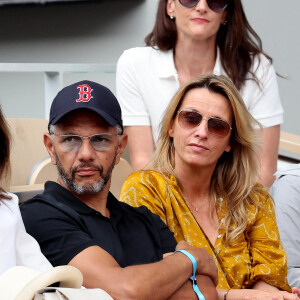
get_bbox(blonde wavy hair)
[149,74,263,243]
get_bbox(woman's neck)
[174,163,214,204]
[174,38,217,86]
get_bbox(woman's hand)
[292,287,300,297]
[262,290,300,300]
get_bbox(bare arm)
[125,126,155,171]
[69,241,218,300]
[256,125,280,187]
[216,288,299,300]
[216,281,299,300]
[167,274,218,300]
[252,280,279,291]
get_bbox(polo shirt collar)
[274,163,300,177]
[156,49,177,79]
[156,47,223,79]
[44,181,123,218]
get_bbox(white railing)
[0,63,116,118]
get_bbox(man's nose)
[76,138,96,161]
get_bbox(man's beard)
[55,151,117,195]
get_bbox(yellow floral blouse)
[120,170,290,291]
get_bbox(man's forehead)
[55,109,112,130]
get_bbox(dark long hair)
[145,0,272,90]
[0,106,11,200]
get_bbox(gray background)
[0,0,299,136]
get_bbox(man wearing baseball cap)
[21,80,218,300]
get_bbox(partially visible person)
[270,164,300,289]
[121,75,299,299]
[0,106,52,275]
[21,80,219,300]
[116,0,283,187]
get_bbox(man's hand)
[175,240,218,286]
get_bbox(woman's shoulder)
[252,182,271,196]
[1,192,19,207]
[118,46,171,65]
[125,169,171,184]
[250,183,274,211]
[123,170,179,198]
[119,46,159,59]
[250,53,275,76]
[1,193,21,225]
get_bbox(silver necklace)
[185,198,200,212]
[189,202,199,212]
[185,195,223,213]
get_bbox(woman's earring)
[170,15,174,20]
[223,20,227,25]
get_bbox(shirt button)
[219,197,224,203]
[217,234,222,238]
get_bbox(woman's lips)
[189,143,209,151]
[192,18,209,24]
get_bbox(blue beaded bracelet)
[174,250,205,300]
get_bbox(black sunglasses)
[177,109,232,138]
[179,0,227,12]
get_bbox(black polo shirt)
[20,181,176,267]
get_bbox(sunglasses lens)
[178,110,231,138]
[207,0,227,12]
[179,0,227,11]
[179,0,199,8]
[207,118,231,137]
[178,110,202,129]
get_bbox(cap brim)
[50,107,118,128]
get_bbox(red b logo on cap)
[76,84,93,102]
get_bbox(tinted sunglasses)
[177,109,232,138]
[179,0,227,12]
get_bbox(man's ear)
[115,134,128,165]
[44,133,57,165]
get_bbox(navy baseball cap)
[48,80,123,133]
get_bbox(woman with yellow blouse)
[121,74,300,300]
